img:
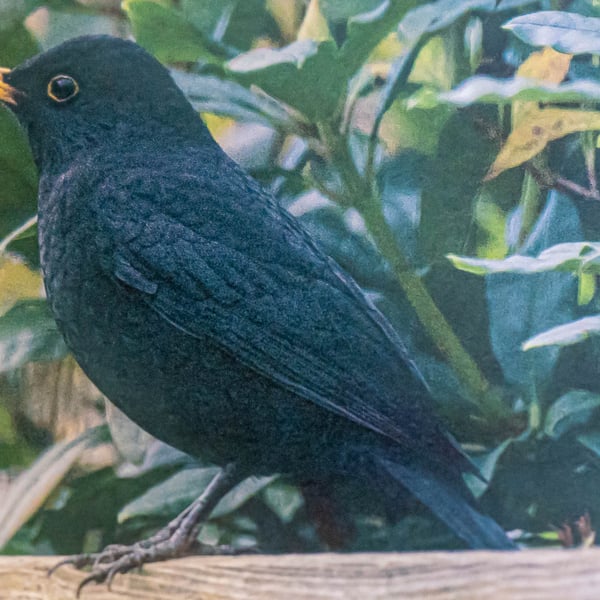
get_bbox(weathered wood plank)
[0,550,598,600]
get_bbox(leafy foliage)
[2,0,600,556]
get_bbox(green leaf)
[0,428,103,549]
[180,0,237,38]
[420,106,498,260]
[211,474,277,519]
[465,438,512,498]
[171,71,300,131]
[523,315,600,350]
[226,1,416,120]
[118,467,218,523]
[319,0,384,22]
[180,1,278,56]
[485,192,581,389]
[227,40,344,120]
[544,390,600,439]
[338,0,418,77]
[449,242,600,276]
[298,0,332,42]
[504,11,600,55]
[399,0,535,44]
[438,76,600,107]
[577,431,600,457]
[122,0,219,64]
[118,467,275,523]
[0,109,38,240]
[0,24,40,68]
[224,0,279,51]
[0,1,42,32]
[0,300,66,373]
[578,272,596,306]
[262,481,304,523]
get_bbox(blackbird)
[0,35,515,587]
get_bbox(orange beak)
[0,68,17,105]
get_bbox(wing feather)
[105,157,448,452]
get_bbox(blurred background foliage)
[2,0,600,555]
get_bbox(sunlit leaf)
[227,1,414,119]
[486,108,600,180]
[449,242,600,276]
[171,71,300,131]
[319,0,383,21]
[578,272,596,306]
[478,47,593,179]
[517,46,571,84]
[0,254,42,315]
[523,315,600,350]
[297,0,332,42]
[399,0,536,44]
[504,11,600,55]
[438,76,600,107]
[512,46,571,125]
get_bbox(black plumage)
[0,35,514,583]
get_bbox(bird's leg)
[49,464,240,596]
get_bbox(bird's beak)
[0,68,18,105]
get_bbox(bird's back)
[37,141,467,479]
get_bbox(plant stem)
[318,122,509,420]
[517,171,541,248]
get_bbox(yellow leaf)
[486,108,600,180]
[578,272,596,306]
[0,254,43,315]
[266,0,304,42]
[297,0,332,42]
[202,113,235,140]
[513,47,572,126]
[516,46,572,84]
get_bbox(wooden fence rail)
[1,550,599,599]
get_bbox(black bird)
[0,35,515,586]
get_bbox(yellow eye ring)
[47,74,79,103]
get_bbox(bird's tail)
[375,455,517,550]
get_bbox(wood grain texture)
[0,550,598,600]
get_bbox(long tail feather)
[377,457,516,550]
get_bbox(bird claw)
[47,553,94,577]
[48,466,243,595]
[49,533,254,596]
[74,551,145,598]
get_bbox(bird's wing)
[105,159,446,451]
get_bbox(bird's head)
[0,35,209,170]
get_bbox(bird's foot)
[49,530,245,597]
[48,464,243,596]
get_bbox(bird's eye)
[47,75,79,103]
